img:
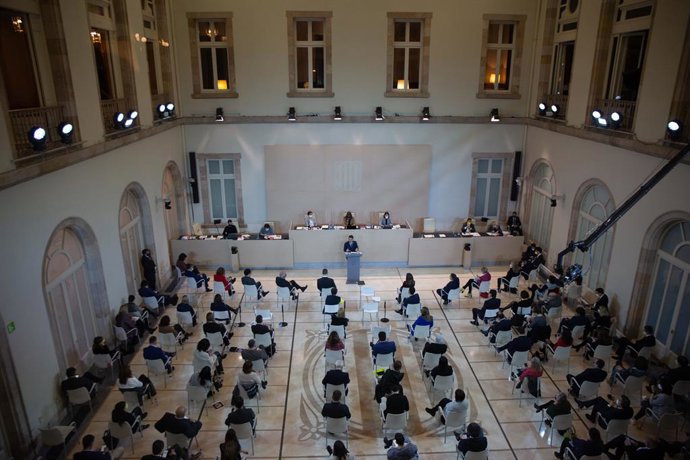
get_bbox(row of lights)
[537,102,561,118]
[590,109,623,129]
[113,110,138,129]
[157,102,176,120]
[28,122,73,151]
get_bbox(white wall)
[183,122,525,231]
[0,127,185,432]
[524,126,690,328]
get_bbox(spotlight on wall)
[123,118,134,128]
[127,110,138,123]
[57,122,74,144]
[596,117,608,127]
[113,112,125,129]
[375,106,384,121]
[288,107,296,121]
[538,102,547,116]
[215,107,224,122]
[591,109,602,125]
[609,111,622,129]
[166,102,175,115]
[28,126,47,151]
[667,119,682,140]
[421,106,431,121]
[333,106,342,121]
[157,102,175,120]
[490,108,500,123]
[550,104,560,118]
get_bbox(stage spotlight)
[215,107,224,122]
[57,122,73,144]
[538,102,547,116]
[157,104,166,116]
[166,102,175,113]
[490,108,500,122]
[550,104,560,117]
[375,106,384,121]
[127,110,138,122]
[609,111,621,129]
[596,117,608,127]
[288,107,296,121]
[28,126,47,151]
[667,119,682,140]
[123,118,134,128]
[113,112,125,129]
[334,106,342,121]
[421,107,431,121]
[591,109,602,124]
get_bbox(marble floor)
[70,266,662,459]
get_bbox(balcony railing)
[8,106,70,159]
[538,94,569,120]
[100,98,131,134]
[590,98,637,132]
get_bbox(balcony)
[589,98,636,132]
[537,94,569,120]
[100,98,132,134]
[8,106,72,160]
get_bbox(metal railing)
[590,98,637,132]
[538,94,569,120]
[8,105,69,159]
[100,98,131,134]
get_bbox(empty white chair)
[541,412,573,446]
[159,331,182,355]
[236,381,261,413]
[325,383,347,403]
[324,416,349,447]
[121,387,156,411]
[421,351,443,372]
[546,306,563,326]
[547,344,571,373]
[113,324,138,350]
[442,406,468,443]
[328,324,346,340]
[612,374,644,405]
[589,343,613,364]
[93,350,120,380]
[360,285,375,303]
[176,311,195,333]
[326,349,345,369]
[382,411,408,436]
[412,324,431,341]
[40,423,76,460]
[253,332,273,351]
[146,358,171,387]
[108,419,142,453]
[230,420,257,455]
[672,379,690,397]
[213,281,228,299]
[142,296,161,313]
[362,300,379,322]
[187,384,212,416]
[374,352,394,370]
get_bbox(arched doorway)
[525,160,556,251]
[119,183,155,294]
[568,180,615,289]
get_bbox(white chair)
[328,324,346,340]
[243,284,259,306]
[113,324,138,350]
[540,412,573,446]
[398,287,410,305]
[236,382,261,413]
[404,303,421,324]
[373,352,395,370]
[121,386,157,411]
[252,358,268,380]
[521,268,538,283]
[187,384,212,416]
[159,332,183,355]
[429,374,454,404]
[326,349,345,369]
[446,288,461,305]
[212,309,231,324]
[277,286,293,311]
[165,431,193,450]
[442,406,468,443]
[371,325,392,342]
[325,383,347,403]
[421,351,443,372]
[39,423,76,460]
[643,409,683,437]
[481,308,499,324]
[546,306,563,326]
[176,311,195,333]
[66,385,94,415]
[323,301,340,327]
[572,380,601,402]
[611,374,643,405]
[513,376,541,407]
[565,448,601,460]
[254,307,273,324]
[320,288,332,308]
[206,331,226,354]
[360,286,375,304]
[382,411,408,436]
[499,276,520,294]
[570,325,586,346]
[477,280,491,298]
[504,350,530,375]
[597,413,628,442]
[142,296,161,314]
[362,300,379,322]
[589,343,613,364]
[324,416,349,447]
[213,281,228,299]
[230,420,257,455]
[629,345,653,360]
[547,344,571,373]
[491,330,512,354]
[254,332,273,352]
[108,419,142,453]
[457,448,488,460]
[146,358,171,387]
[412,324,431,341]
[93,350,120,380]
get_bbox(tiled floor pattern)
[70,267,660,459]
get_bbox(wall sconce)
[490,108,500,123]
[334,106,342,121]
[375,106,384,121]
[288,107,296,121]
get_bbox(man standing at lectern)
[343,235,359,252]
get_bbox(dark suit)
[222,224,238,237]
[497,335,533,358]
[61,376,96,394]
[317,276,336,291]
[251,323,272,336]
[662,364,690,386]
[402,293,420,309]
[437,278,460,301]
[383,393,409,417]
[141,255,157,289]
[461,224,476,233]
[73,450,112,460]
[472,297,501,322]
[241,276,261,289]
[154,412,202,438]
[568,368,607,396]
[322,369,350,387]
[321,402,351,419]
[343,240,359,252]
[422,342,448,357]
[224,407,255,427]
[457,436,487,455]
[372,340,396,357]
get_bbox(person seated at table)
[461,218,476,234]
[375,360,404,403]
[486,221,503,235]
[396,273,416,303]
[408,306,434,338]
[554,427,604,459]
[317,268,337,292]
[222,219,238,237]
[371,331,396,362]
[183,264,212,292]
[305,210,318,228]
[507,212,523,236]
[210,294,238,323]
[497,263,520,292]
[343,235,359,252]
[343,211,356,229]
[462,267,491,298]
[436,273,460,305]
[242,268,269,298]
[214,267,236,296]
[395,286,420,316]
[380,211,392,227]
[259,223,274,237]
[276,271,307,300]
[470,289,500,325]
[577,394,633,427]
[567,359,607,397]
[325,331,346,352]
[423,333,448,357]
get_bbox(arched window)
[644,221,690,356]
[43,225,99,370]
[527,161,555,251]
[571,183,615,289]
[119,184,155,293]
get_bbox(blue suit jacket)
[343,241,359,252]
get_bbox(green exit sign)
[7,321,15,334]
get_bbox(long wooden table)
[407,234,524,267]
